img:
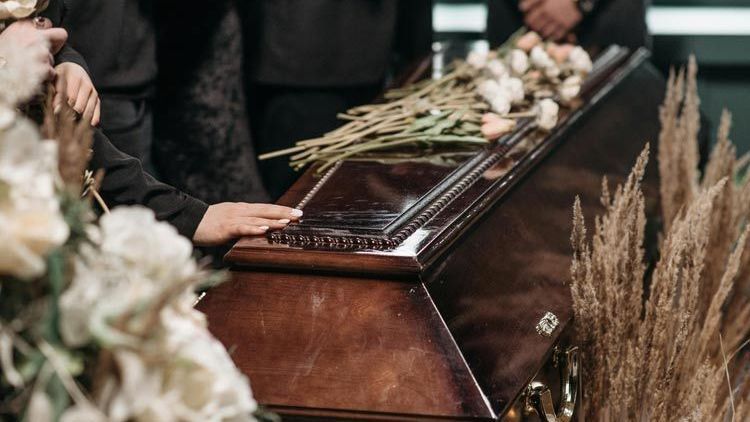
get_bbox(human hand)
[519,0,582,41]
[193,203,303,246]
[54,62,100,126]
[0,18,68,80]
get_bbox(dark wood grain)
[198,272,493,420]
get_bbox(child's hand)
[54,62,101,126]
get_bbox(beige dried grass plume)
[572,57,750,420]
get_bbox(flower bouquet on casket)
[0,45,265,422]
[260,28,593,173]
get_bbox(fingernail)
[259,226,269,231]
[291,209,303,217]
[278,219,291,224]
[53,104,61,114]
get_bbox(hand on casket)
[193,202,303,246]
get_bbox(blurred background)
[433,0,750,153]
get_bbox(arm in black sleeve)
[90,129,209,239]
[41,0,90,73]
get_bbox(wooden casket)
[197,48,664,421]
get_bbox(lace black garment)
[154,0,269,205]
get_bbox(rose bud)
[481,117,517,141]
[516,31,542,52]
[482,112,503,124]
[546,43,575,64]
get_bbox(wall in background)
[434,0,750,154]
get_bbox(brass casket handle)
[525,346,580,422]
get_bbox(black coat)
[242,0,433,86]
[44,0,156,99]
[487,0,650,52]
[43,0,209,239]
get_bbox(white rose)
[544,64,561,79]
[0,0,44,20]
[498,77,525,104]
[60,207,198,347]
[486,59,508,79]
[106,309,257,422]
[477,79,502,101]
[490,95,511,115]
[535,99,560,131]
[0,114,68,280]
[530,45,555,70]
[568,46,593,74]
[466,51,487,69]
[559,75,582,102]
[508,49,529,75]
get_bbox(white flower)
[530,45,555,70]
[477,79,502,101]
[544,64,561,79]
[568,46,593,74]
[498,77,525,104]
[535,99,560,131]
[0,112,68,280]
[0,35,49,105]
[508,49,529,75]
[60,207,197,347]
[0,0,45,20]
[490,95,511,115]
[559,75,583,102]
[466,51,487,69]
[106,309,257,422]
[486,59,508,79]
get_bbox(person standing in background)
[487,0,650,52]
[241,0,433,199]
[154,0,269,205]
[51,0,158,173]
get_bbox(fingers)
[71,80,91,114]
[91,98,101,126]
[53,71,67,113]
[241,203,303,220]
[524,8,552,35]
[42,28,68,55]
[519,0,544,12]
[231,224,271,237]
[82,93,99,126]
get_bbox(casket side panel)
[197,271,494,420]
[422,59,665,416]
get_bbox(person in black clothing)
[241,0,433,199]
[47,1,156,173]
[154,0,269,205]
[487,0,650,52]
[2,7,302,245]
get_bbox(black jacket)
[44,0,156,99]
[43,1,209,239]
[487,0,650,52]
[242,0,433,87]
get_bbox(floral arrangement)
[570,57,750,420]
[260,29,592,173]
[0,38,260,421]
[0,0,48,21]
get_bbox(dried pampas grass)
[572,57,750,420]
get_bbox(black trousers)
[100,96,156,175]
[248,83,381,200]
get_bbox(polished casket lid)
[227,46,648,276]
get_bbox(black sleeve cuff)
[55,44,91,74]
[169,197,209,240]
